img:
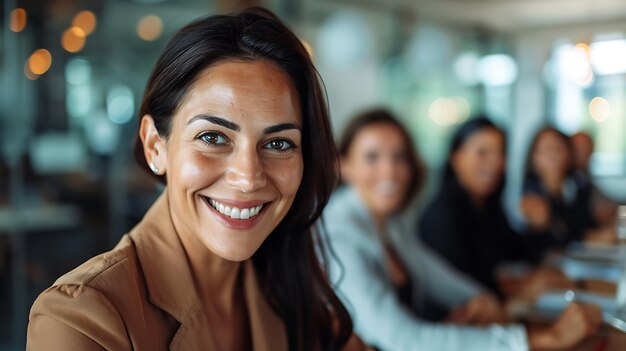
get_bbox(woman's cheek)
[265,156,303,196]
[172,150,225,186]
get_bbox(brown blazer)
[26,192,288,351]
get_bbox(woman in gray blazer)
[323,108,601,351]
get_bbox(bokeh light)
[557,43,594,86]
[106,85,135,124]
[591,39,626,76]
[72,11,97,36]
[24,62,40,80]
[589,97,610,122]
[428,97,461,127]
[62,27,86,53]
[316,12,372,69]
[65,58,92,85]
[66,86,92,117]
[137,15,163,41]
[28,49,52,75]
[478,54,518,86]
[10,8,27,32]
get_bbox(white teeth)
[230,208,240,219]
[205,197,265,219]
[376,181,398,196]
[240,209,250,219]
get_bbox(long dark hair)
[338,108,425,211]
[523,126,574,185]
[134,8,351,351]
[442,116,506,208]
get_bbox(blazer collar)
[130,190,288,351]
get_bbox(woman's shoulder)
[53,234,140,289]
[325,188,367,226]
[27,234,150,350]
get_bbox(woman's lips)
[201,195,269,230]
[207,197,264,219]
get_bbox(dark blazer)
[522,175,597,250]
[26,191,288,351]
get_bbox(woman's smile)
[201,195,272,230]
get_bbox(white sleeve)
[408,239,484,308]
[329,241,529,351]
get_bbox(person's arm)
[27,284,130,351]
[328,239,529,351]
[409,237,483,307]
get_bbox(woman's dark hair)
[443,116,506,206]
[338,108,425,210]
[523,126,574,183]
[134,8,351,351]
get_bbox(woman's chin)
[211,246,258,262]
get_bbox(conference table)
[525,244,626,350]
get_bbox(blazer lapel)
[130,191,216,351]
[243,261,288,351]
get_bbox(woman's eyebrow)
[187,114,240,131]
[187,114,300,134]
[263,123,301,134]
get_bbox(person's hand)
[514,267,574,302]
[446,293,507,325]
[341,333,372,351]
[521,195,551,231]
[528,302,601,351]
[584,225,616,245]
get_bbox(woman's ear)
[139,114,167,175]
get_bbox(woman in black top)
[419,118,565,299]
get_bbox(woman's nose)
[224,145,267,193]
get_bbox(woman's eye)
[365,152,379,163]
[198,132,228,146]
[264,139,294,152]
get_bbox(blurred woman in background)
[520,127,611,256]
[325,109,600,351]
[27,8,363,351]
[570,131,618,228]
[419,117,570,300]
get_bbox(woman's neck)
[468,193,487,209]
[541,173,564,197]
[173,215,243,316]
[371,212,387,234]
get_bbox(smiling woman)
[26,7,362,351]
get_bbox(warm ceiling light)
[10,8,27,32]
[137,15,163,41]
[62,27,86,53]
[589,97,610,122]
[28,49,52,75]
[429,97,461,126]
[72,11,97,36]
[24,61,40,80]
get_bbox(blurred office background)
[1,0,626,349]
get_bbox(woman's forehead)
[175,60,302,127]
